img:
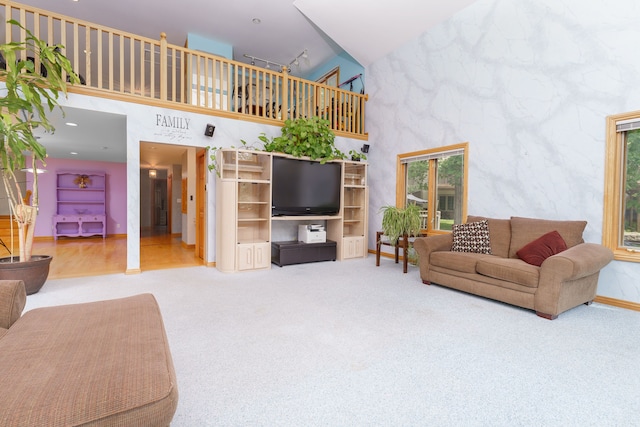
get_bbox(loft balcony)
[0,1,368,140]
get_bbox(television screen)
[272,157,341,216]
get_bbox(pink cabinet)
[53,171,106,240]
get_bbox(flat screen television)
[271,156,341,216]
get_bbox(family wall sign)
[153,113,193,142]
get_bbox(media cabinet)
[215,149,368,273]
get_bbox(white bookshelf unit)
[215,149,368,272]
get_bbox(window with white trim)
[604,112,640,262]
[396,143,468,234]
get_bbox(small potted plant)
[349,149,367,161]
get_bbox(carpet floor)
[25,257,640,426]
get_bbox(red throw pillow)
[516,230,567,266]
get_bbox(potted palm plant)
[0,20,79,294]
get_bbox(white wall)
[366,0,640,303]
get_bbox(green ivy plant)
[206,140,255,177]
[208,116,346,177]
[261,116,345,162]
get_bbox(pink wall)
[30,158,127,238]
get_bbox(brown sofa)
[0,280,178,426]
[413,216,614,319]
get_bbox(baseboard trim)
[125,268,142,275]
[594,295,640,312]
[181,241,195,249]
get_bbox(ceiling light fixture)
[21,167,47,174]
[148,169,157,178]
[65,122,78,127]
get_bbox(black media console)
[271,240,337,267]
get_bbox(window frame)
[604,110,640,262]
[396,142,469,235]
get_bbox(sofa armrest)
[540,243,614,282]
[535,243,613,318]
[0,280,27,329]
[413,234,453,283]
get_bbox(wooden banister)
[0,1,368,139]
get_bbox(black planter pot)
[0,255,53,295]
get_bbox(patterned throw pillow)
[451,220,492,254]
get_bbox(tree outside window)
[623,129,640,247]
[398,143,468,234]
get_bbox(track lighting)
[288,49,308,71]
[243,49,309,73]
[243,54,285,71]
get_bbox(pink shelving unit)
[52,171,106,240]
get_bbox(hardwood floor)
[33,228,203,279]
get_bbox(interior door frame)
[196,149,206,260]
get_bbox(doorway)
[139,142,206,270]
[140,168,169,236]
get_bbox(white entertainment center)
[215,149,368,272]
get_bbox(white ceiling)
[16,0,478,167]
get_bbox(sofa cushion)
[451,220,492,254]
[476,257,540,288]
[431,251,493,274]
[517,230,567,266]
[0,293,178,426]
[508,216,586,258]
[467,216,511,258]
